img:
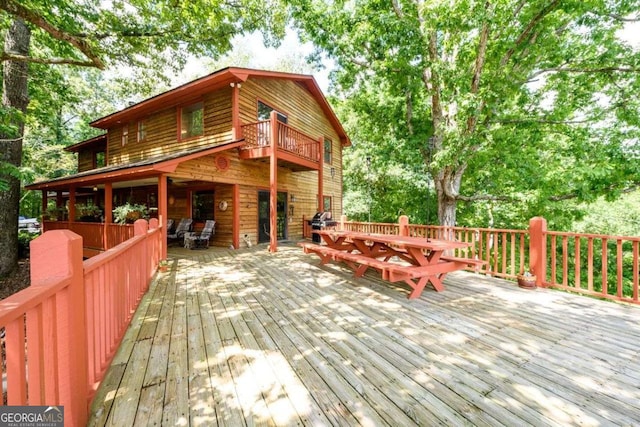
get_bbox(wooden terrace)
[89,243,640,426]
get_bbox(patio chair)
[166,218,175,233]
[167,218,192,245]
[190,219,216,249]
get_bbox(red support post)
[41,190,47,221]
[399,215,409,236]
[529,217,547,287]
[269,111,278,252]
[104,183,113,250]
[68,187,76,223]
[317,137,324,212]
[30,230,88,426]
[158,175,168,259]
[233,184,240,249]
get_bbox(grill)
[309,211,338,243]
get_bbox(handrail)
[241,120,320,164]
[0,218,163,425]
[334,216,640,304]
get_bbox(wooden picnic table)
[300,230,484,299]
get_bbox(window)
[324,138,332,164]
[121,126,129,146]
[181,102,204,139]
[323,196,332,213]
[95,151,105,168]
[192,190,214,221]
[257,101,287,123]
[137,120,147,142]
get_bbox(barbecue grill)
[309,211,338,243]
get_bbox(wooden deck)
[88,243,640,426]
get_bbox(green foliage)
[112,203,149,224]
[292,0,640,227]
[17,231,38,258]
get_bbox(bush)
[18,231,38,258]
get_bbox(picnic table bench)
[299,231,485,299]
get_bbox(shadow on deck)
[88,242,640,426]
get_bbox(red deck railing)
[241,117,320,164]
[43,221,135,253]
[0,218,163,426]
[330,215,640,304]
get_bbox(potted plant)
[158,259,169,272]
[113,203,149,224]
[517,271,537,289]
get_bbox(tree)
[0,0,286,277]
[290,0,640,227]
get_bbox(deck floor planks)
[88,244,640,426]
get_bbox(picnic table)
[300,230,484,299]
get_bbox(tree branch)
[0,0,105,69]
[549,183,640,202]
[0,52,98,67]
[391,0,404,19]
[530,66,640,78]
[457,193,511,202]
[500,0,560,67]
[465,3,490,135]
[607,13,639,22]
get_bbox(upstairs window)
[95,151,105,168]
[257,100,287,123]
[324,138,332,164]
[181,102,204,139]
[121,126,129,146]
[137,120,147,142]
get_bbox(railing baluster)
[602,238,608,296]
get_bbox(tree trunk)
[433,164,465,227]
[436,186,457,227]
[0,19,31,278]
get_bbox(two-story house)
[26,67,350,256]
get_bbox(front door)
[258,191,287,243]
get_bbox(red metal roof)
[90,67,350,146]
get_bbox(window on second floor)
[95,151,105,168]
[257,100,287,123]
[324,138,332,164]
[180,102,204,139]
[137,120,147,142]
[121,126,129,146]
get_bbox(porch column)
[158,175,168,259]
[269,110,278,252]
[68,186,76,223]
[104,183,113,250]
[231,82,241,140]
[317,137,324,212]
[233,184,240,249]
[56,191,63,220]
[41,190,47,220]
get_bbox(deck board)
[88,243,640,426]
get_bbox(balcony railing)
[241,119,320,165]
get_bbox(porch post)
[68,186,76,223]
[269,111,278,252]
[529,216,547,287]
[56,191,63,219]
[41,190,47,220]
[104,183,113,250]
[231,82,241,140]
[233,184,240,249]
[158,175,168,259]
[317,137,324,212]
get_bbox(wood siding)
[105,87,233,166]
[78,151,94,172]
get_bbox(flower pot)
[517,275,536,289]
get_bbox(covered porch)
[88,244,640,426]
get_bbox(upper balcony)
[239,117,321,172]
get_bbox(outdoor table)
[302,230,482,299]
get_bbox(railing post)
[399,215,409,236]
[529,217,547,287]
[30,230,88,426]
[340,214,347,231]
[148,218,159,279]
